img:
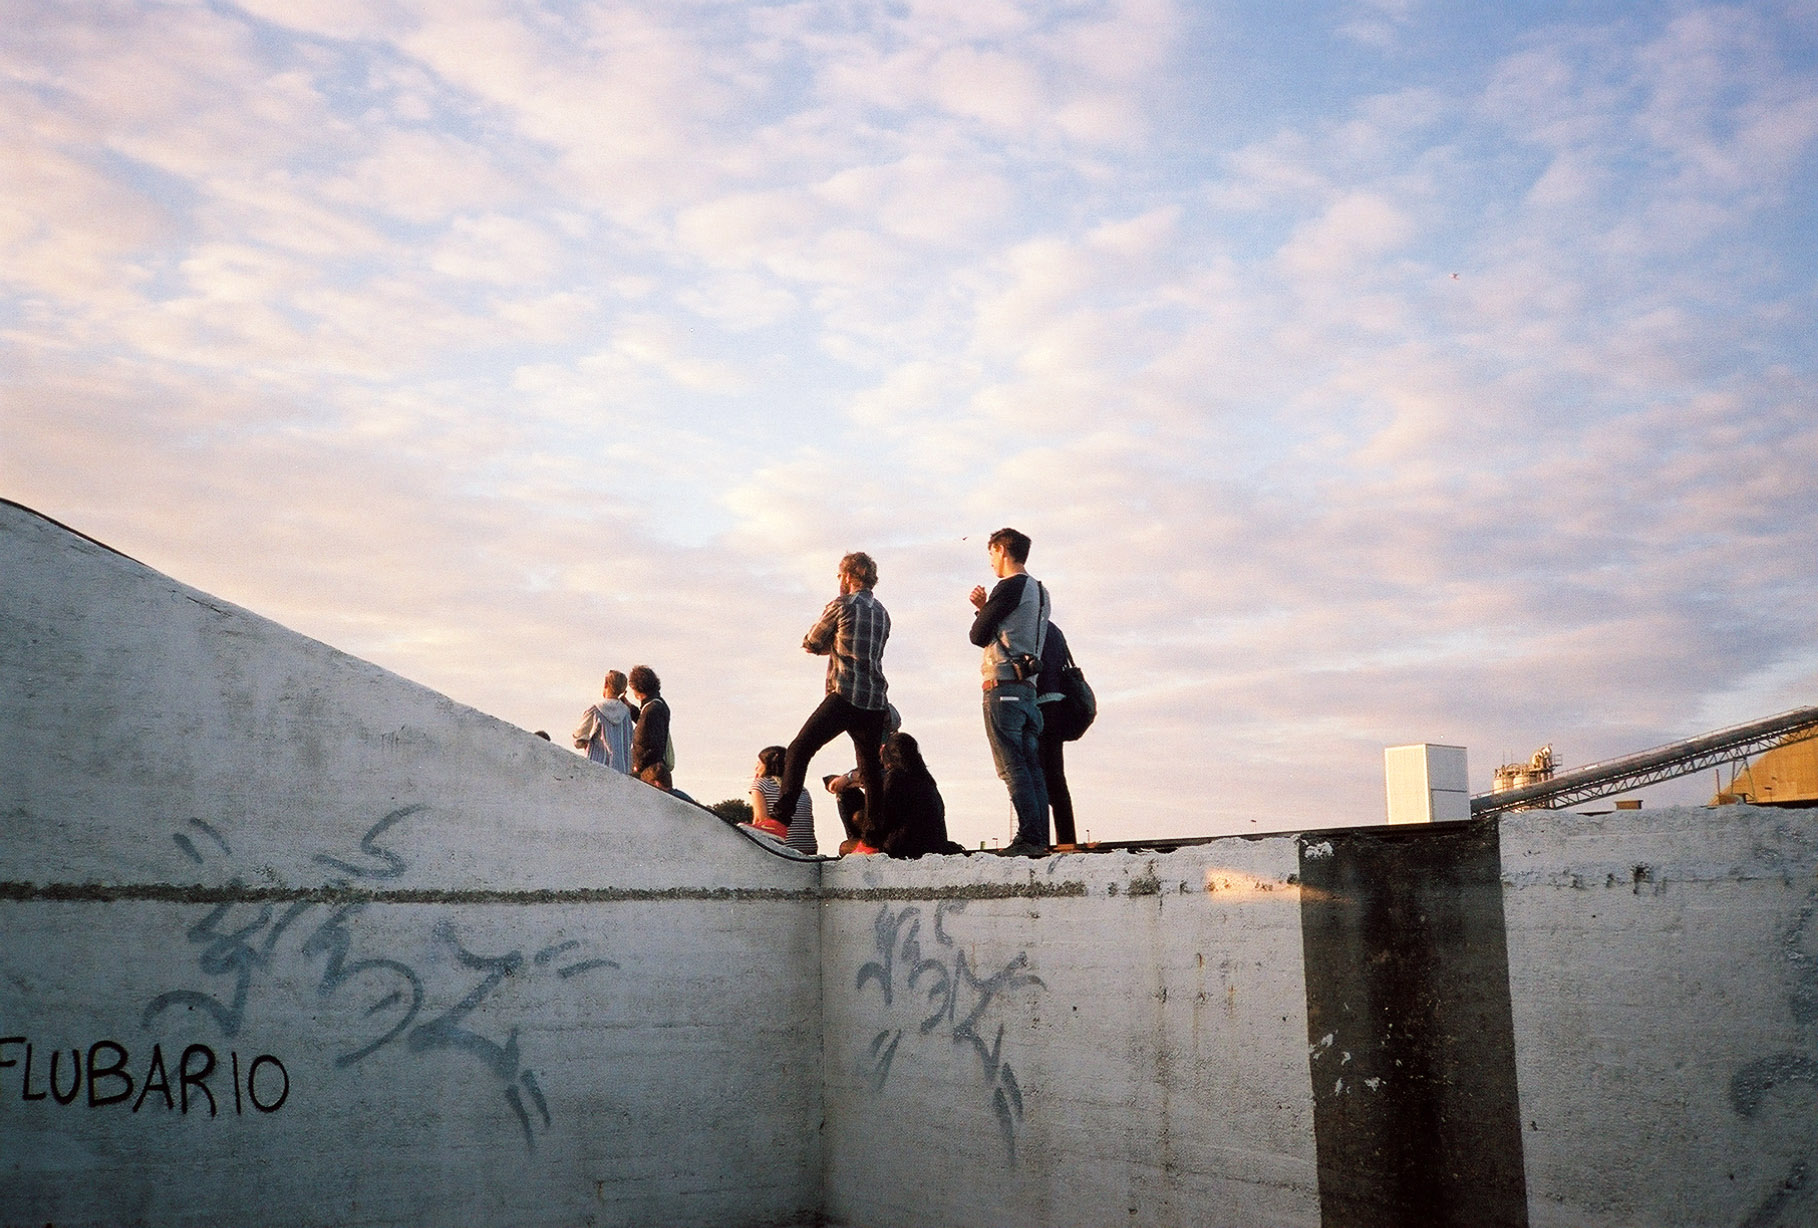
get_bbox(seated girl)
[750,745,817,854]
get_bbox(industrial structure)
[1384,743,1469,824]
[1492,744,1554,795]
[1713,729,1818,807]
[1473,707,1818,818]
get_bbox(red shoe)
[848,841,880,855]
[752,817,790,839]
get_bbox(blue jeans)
[984,681,1048,846]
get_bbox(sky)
[5,0,1817,852]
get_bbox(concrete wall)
[1,502,822,1228]
[814,808,1818,1228]
[1504,807,1818,1228]
[7,499,1817,1228]
[818,843,1320,1228]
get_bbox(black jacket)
[875,761,952,858]
[631,696,670,775]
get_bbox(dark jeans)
[1039,723,1076,845]
[775,694,887,837]
[984,681,1048,846]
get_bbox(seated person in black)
[828,732,959,858]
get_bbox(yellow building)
[1714,733,1818,807]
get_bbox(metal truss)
[1471,706,1818,818]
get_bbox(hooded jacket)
[574,698,634,773]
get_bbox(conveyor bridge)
[1470,706,1818,818]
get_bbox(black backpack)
[1044,640,1096,742]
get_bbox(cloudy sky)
[5,0,1816,850]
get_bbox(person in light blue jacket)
[573,670,635,773]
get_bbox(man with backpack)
[969,527,1051,857]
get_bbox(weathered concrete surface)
[1,502,822,1228]
[815,808,1818,1228]
[818,845,1320,1228]
[1501,806,1818,1228]
[7,499,1818,1228]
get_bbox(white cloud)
[494,291,600,344]
[896,0,1038,43]
[803,0,1169,149]
[6,0,1817,843]
[675,274,799,331]
[396,3,734,214]
[1041,0,1176,85]
[1481,43,1624,150]
[0,136,172,302]
[814,155,1015,244]
[202,175,389,260]
[1524,150,1606,207]
[429,213,562,284]
[1634,8,1818,198]
[232,0,415,42]
[927,46,1047,132]
[1276,191,1414,278]
[603,315,750,393]
[60,10,341,177]
[972,236,1097,346]
[674,188,828,269]
[326,131,521,224]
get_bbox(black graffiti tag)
[855,901,1044,1164]
[404,919,618,1149]
[143,806,616,1150]
[141,896,320,1040]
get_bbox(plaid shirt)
[804,587,890,711]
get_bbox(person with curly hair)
[628,664,671,777]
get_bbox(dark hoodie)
[873,732,961,858]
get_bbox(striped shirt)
[752,776,817,855]
[804,587,890,711]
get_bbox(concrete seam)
[0,880,1091,905]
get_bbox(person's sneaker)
[752,817,790,840]
[999,839,1049,858]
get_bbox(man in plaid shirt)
[771,552,891,838]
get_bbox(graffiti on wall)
[140,805,617,1150]
[854,900,1045,1164]
[1729,887,1818,1227]
[0,1037,287,1116]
